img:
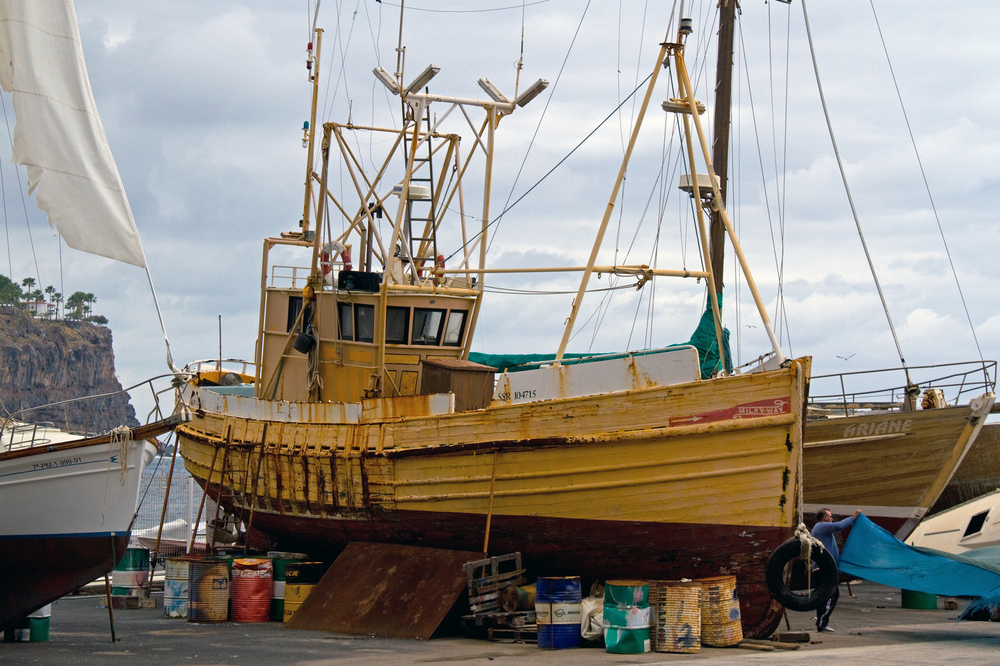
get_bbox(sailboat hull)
[0,418,182,630]
[177,357,810,638]
[0,532,130,630]
[803,394,995,539]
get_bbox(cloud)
[3,0,997,422]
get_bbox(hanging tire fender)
[765,537,839,612]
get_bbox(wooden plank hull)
[803,394,995,538]
[176,357,811,638]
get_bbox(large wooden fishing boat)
[175,14,811,638]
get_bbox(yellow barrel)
[500,583,537,612]
[283,583,315,622]
[695,576,743,647]
[188,558,230,623]
[651,582,701,653]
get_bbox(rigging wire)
[374,0,551,14]
[0,90,41,290]
[446,71,652,266]
[766,2,787,349]
[801,0,910,378]
[488,0,594,256]
[867,0,985,366]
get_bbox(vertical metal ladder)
[403,107,438,279]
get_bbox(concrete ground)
[3,581,1000,665]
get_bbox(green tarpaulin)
[469,293,732,378]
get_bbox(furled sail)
[0,0,146,267]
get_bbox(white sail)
[0,0,145,268]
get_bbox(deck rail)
[0,372,180,450]
[809,360,996,412]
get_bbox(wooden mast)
[710,0,736,291]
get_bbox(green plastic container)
[28,617,49,642]
[901,589,937,609]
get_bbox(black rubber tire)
[765,537,839,612]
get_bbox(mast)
[301,28,323,237]
[710,0,736,290]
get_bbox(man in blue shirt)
[811,508,860,632]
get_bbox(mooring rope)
[109,425,133,485]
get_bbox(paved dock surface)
[3,581,1000,664]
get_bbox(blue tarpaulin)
[839,514,1000,598]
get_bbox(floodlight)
[373,67,400,94]
[404,64,440,95]
[514,78,549,107]
[662,99,706,115]
[477,78,510,104]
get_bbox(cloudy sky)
[2,0,997,420]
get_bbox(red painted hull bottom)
[220,493,791,638]
[0,533,130,632]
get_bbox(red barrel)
[230,558,273,622]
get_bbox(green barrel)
[270,557,305,622]
[112,547,150,597]
[604,580,651,654]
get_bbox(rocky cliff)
[0,308,138,434]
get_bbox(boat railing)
[0,372,182,447]
[182,358,257,379]
[270,264,310,290]
[809,360,996,412]
[269,259,349,291]
[1,420,62,451]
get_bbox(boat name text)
[497,390,537,401]
[843,419,912,438]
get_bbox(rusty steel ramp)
[286,542,479,639]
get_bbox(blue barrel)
[164,557,191,618]
[535,576,582,649]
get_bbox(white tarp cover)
[0,0,146,267]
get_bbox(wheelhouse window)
[385,306,410,345]
[355,304,375,343]
[337,302,354,341]
[412,308,444,345]
[443,310,466,346]
[287,296,304,332]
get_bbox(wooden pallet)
[463,552,526,615]
[487,624,537,644]
[461,610,537,642]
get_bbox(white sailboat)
[0,0,183,630]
